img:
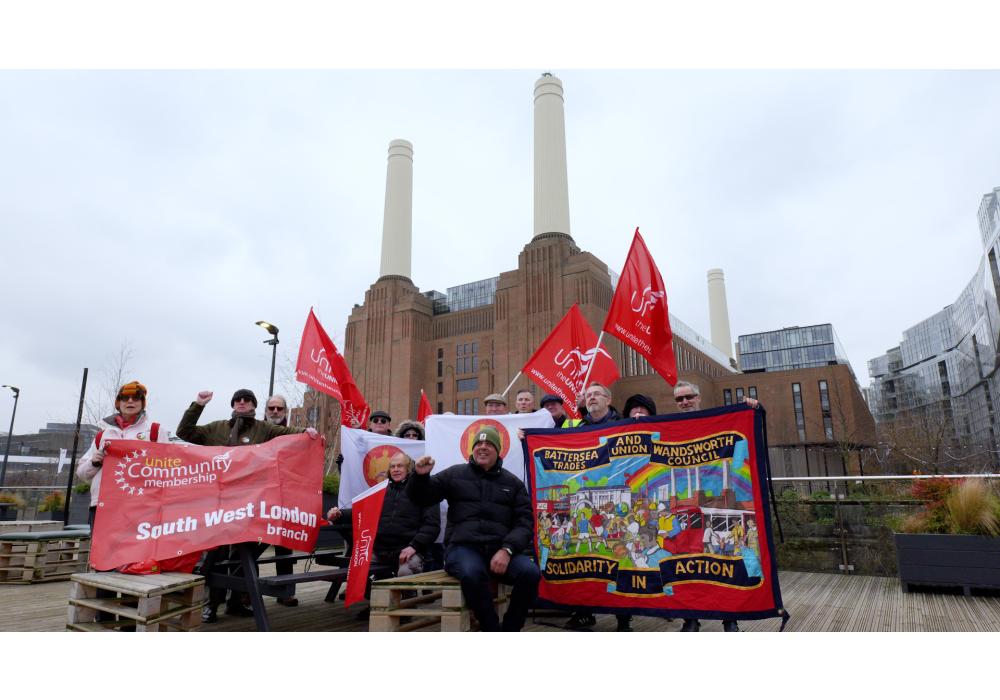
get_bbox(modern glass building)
[868,186,1000,460]
[737,324,850,373]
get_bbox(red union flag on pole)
[295,308,371,427]
[603,228,678,385]
[344,479,389,608]
[522,304,619,419]
[417,389,433,423]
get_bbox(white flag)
[338,427,426,508]
[424,409,554,482]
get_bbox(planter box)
[895,533,1000,594]
[0,504,17,521]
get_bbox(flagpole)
[579,331,606,391]
[500,371,522,398]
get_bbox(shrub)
[0,492,26,509]
[946,480,999,536]
[322,472,340,496]
[38,492,65,513]
[72,482,90,494]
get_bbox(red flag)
[603,228,678,385]
[89,435,324,572]
[344,479,389,608]
[295,308,371,427]
[521,304,620,419]
[417,389,433,423]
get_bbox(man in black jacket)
[409,426,540,632]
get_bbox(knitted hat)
[623,394,657,417]
[230,389,258,407]
[540,394,563,407]
[472,425,502,454]
[483,393,507,407]
[115,381,147,409]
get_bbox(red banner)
[522,304,619,419]
[344,480,389,608]
[417,389,433,423]
[524,405,786,623]
[603,228,678,385]
[89,434,324,571]
[295,307,371,427]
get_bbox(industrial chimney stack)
[533,74,571,240]
[378,139,414,279]
[707,268,733,359]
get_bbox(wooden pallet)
[0,534,90,584]
[0,521,62,535]
[369,570,511,632]
[67,571,205,632]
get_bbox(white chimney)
[533,74,571,239]
[379,139,413,279]
[707,268,733,358]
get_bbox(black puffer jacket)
[341,475,440,557]
[407,458,533,554]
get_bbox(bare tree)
[85,342,134,425]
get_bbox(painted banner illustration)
[339,427,426,508]
[345,479,389,607]
[523,404,785,621]
[89,434,324,571]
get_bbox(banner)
[89,434,325,571]
[425,410,554,482]
[522,405,785,622]
[417,390,433,423]
[522,304,620,419]
[339,427,426,508]
[295,307,371,427]
[603,228,678,385]
[345,479,389,608]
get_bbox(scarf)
[228,409,257,446]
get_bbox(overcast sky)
[2,69,999,434]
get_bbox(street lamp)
[256,321,280,398]
[1,385,20,488]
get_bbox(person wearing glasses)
[77,381,172,527]
[394,420,425,441]
[177,388,319,623]
[368,410,393,435]
[262,395,302,607]
[673,380,756,632]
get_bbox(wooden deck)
[3,565,1000,632]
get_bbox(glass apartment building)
[868,186,1000,458]
[737,324,849,373]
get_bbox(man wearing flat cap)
[408,425,539,631]
[177,388,318,622]
[483,393,508,415]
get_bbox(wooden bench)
[0,530,90,584]
[369,570,511,632]
[67,571,205,631]
[0,520,63,535]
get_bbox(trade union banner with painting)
[523,404,787,623]
[89,434,325,572]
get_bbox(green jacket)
[176,402,303,446]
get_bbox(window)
[723,389,733,405]
[437,382,443,394]
[748,386,757,399]
[457,378,479,393]
[456,341,479,375]
[437,402,443,414]
[437,348,443,359]
[736,388,744,403]
[792,383,806,442]
[819,380,833,440]
[437,359,443,378]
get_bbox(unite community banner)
[89,434,325,571]
[523,404,787,623]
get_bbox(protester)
[540,394,581,428]
[77,381,171,526]
[514,389,536,414]
[483,393,508,415]
[394,420,424,440]
[673,379,756,632]
[368,410,393,435]
[327,452,440,615]
[176,388,318,623]
[623,393,657,418]
[263,394,300,607]
[408,426,539,631]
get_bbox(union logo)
[362,444,404,487]
[459,419,510,460]
[630,284,666,317]
[553,346,613,391]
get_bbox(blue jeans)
[445,544,540,632]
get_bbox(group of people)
[77,377,758,632]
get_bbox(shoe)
[277,596,299,607]
[680,619,701,632]
[201,605,219,624]
[723,620,740,632]
[565,611,597,629]
[615,615,633,632]
[224,602,255,617]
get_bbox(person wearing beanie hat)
[623,394,657,418]
[176,389,320,623]
[407,426,540,632]
[77,380,172,525]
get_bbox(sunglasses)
[117,393,144,402]
[266,406,285,412]
[674,394,698,402]
[402,431,420,439]
[371,417,389,424]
